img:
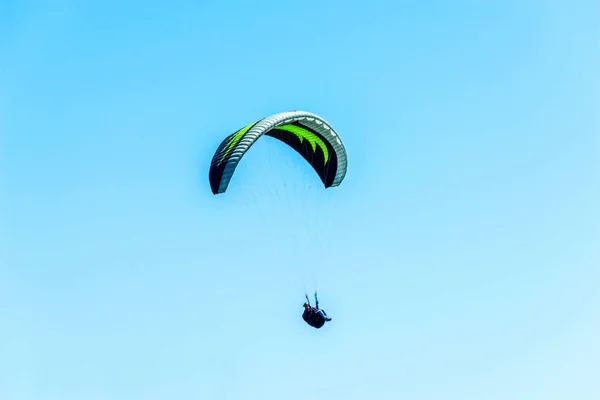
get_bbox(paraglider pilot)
[302,292,332,329]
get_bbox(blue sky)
[1,1,599,399]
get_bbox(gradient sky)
[2,1,599,399]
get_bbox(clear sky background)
[1,1,599,399]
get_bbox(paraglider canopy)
[209,111,347,194]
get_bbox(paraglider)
[302,292,331,329]
[208,111,346,331]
